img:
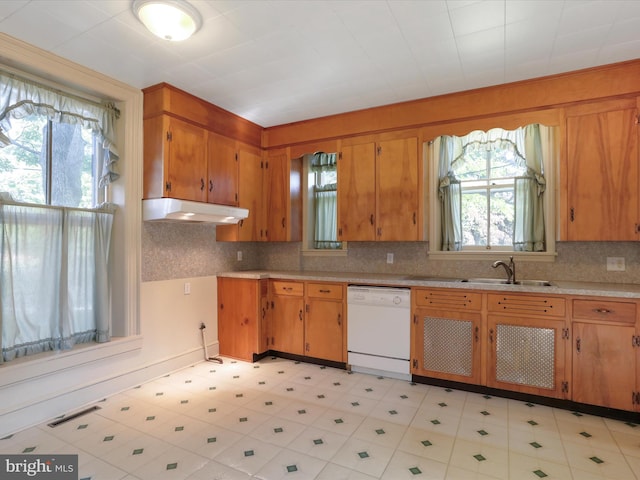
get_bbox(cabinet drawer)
[414,288,482,310]
[488,294,565,317]
[306,282,343,300]
[271,280,304,296]
[573,299,636,324]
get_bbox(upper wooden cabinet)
[143,115,207,201]
[216,144,265,241]
[338,142,376,240]
[264,150,302,242]
[142,82,263,206]
[338,136,419,241]
[564,98,640,241]
[207,131,238,206]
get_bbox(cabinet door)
[215,146,264,242]
[264,152,302,242]
[217,277,259,361]
[207,132,237,206]
[412,308,482,384]
[376,137,419,241]
[572,322,637,411]
[305,299,344,362]
[237,147,264,241]
[487,315,566,398]
[338,142,376,241]
[259,280,270,353]
[271,295,305,355]
[566,102,639,240]
[167,117,207,201]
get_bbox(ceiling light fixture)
[132,0,202,42]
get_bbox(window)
[301,152,345,254]
[0,70,119,363]
[429,124,556,260]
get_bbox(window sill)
[301,247,349,257]
[428,250,557,262]
[0,335,143,389]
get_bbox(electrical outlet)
[606,257,625,271]
[184,282,191,295]
[237,251,243,261]
[386,253,394,264]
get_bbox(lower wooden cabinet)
[217,277,268,362]
[305,282,345,362]
[411,288,482,385]
[486,293,568,399]
[270,280,305,355]
[571,298,639,411]
[270,280,346,362]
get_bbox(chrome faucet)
[492,256,516,284]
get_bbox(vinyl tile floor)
[1,356,640,480]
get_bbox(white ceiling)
[1,0,639,127]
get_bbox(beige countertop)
[218,270,640,299]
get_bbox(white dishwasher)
[347,285,411,380]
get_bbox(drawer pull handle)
[593,308,612,314]
[319,289,331,293]
[283,287,293,291]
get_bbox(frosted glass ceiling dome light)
[133,0,202,42]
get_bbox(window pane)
[50,122,94,208]
[0,117,97,208]
[455,149,487,181]
[489,188,515,246]
[490,149,527,179]
[0,115,47,204]
[461,190,488,246]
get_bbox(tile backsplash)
[142,222,640,284]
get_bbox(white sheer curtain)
[437,136,462,250]
[314,184,340,249]
[0,70,120,187]
[514,124,546,251]
[310,152,341,249]
[1,201,114,363]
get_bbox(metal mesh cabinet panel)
[495,324,555,389]
[423,316,473,376]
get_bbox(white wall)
[0,276,218,437]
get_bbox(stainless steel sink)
[461,278,552,287]
[514,279,553,287]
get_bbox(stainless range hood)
[142,198,248,224]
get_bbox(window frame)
[427,126,558,262]
[0,36,142,364]
[300,153,347,257]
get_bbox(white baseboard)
[0,341,219,437]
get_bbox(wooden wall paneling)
[263,61,640,149]
[143,82,263,147]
